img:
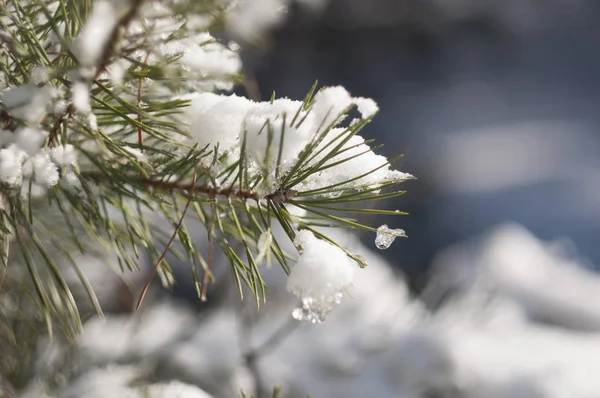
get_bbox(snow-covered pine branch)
[0,0,412,339]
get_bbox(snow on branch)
[0,0,412,338]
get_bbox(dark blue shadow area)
[249,18,600,291]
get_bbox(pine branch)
[0,0,412,346]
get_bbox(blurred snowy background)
[8,0,600,397]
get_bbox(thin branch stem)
[136,51,150,152]
[81,171,260,200]
[135,160,199,310]
[139,177,260,200]
[200,163,214,301]
[47,103,74,146]
[94,0,147,80]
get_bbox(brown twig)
[0,109,15,130]
[139,177,260,200]
[94,0,147,81]
[201,238,214,301]
[200,163,215,301]
[136,51,151,153]
[47,103,75,146]
[135,161,199,311]
[81,171,260,201]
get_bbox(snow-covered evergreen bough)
[0,0,412,393]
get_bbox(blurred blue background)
[243,0,600,291]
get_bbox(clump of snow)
[123,147,147,162]
[244,98,314,168]
[140,20,242,93]
[186,93,255,151]
[287,230,357,322]
[14,127,46,156]
[52,99,68,115]
[72,81,91,113]
[0,126,80,195]
[0,127,61,192]
[1,84,55,124]
[353,97,379,118]
[296,133,413,194]
[60,365,140,398]
[226,0,331,42]
[145,381,214,398]
[50,145,77,167]
[73,0,118,66]
[60,170,81,192]
[180,33,242,91]
[108,59,131,87]
[29,66,49,85]
[177,86,407,198]
[312,86,354,129]
[30,152,60,188]
[0,144,27,186]
[227,0,290,42]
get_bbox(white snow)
[14,127,46,156]
[177,87,408,197]
[353,96,379,118]
[0,144,27,186]
[29,67,49,85]
[243,98,313,168]
[297,133,413,193]
[312,86,354,129]
[108,59,130,87]
[22,223,600,398]
[227,0,290,41]
[72,82,91,113]
[50,145,77,167]
[186,93,255,151]
[1,84,55,125]
[226,0,331,42]
[144,381,214,398]
[31,152,59,187]
[73,0,118,66]
[180,35,242,80]
[287,230,357,322]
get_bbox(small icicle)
[374,224,405,250]
[327,190,344,198]
[292,298,326,324]
[292,294,343,323]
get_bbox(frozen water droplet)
[333,292,343,304]
[291,297,332,323]
[374,224,405,250]
[228,41,240,51]
[327,190,344,198]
